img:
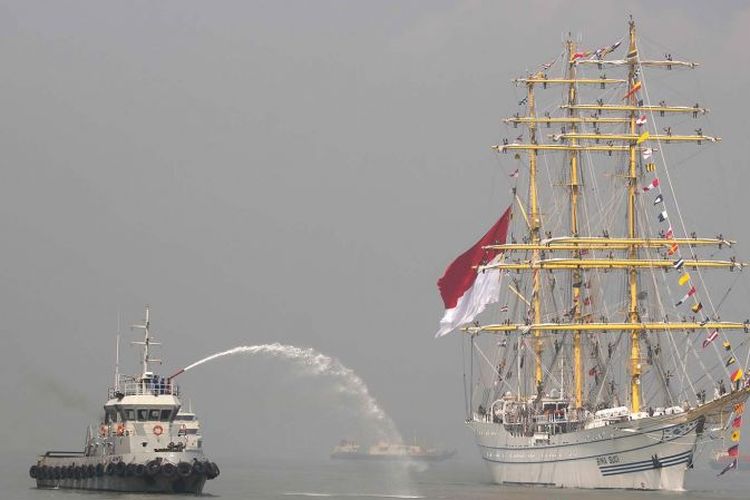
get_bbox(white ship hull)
[471,417,696,490]
[469,390,749,490]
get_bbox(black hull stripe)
[480,428,696,465]
[601,457,692,476]
[600,450,691,471]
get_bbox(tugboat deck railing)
[108,380,180,398]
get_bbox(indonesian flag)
[643,178,660,192]
[664,225,674,239]
[636,114,647,126]
[435,206,512,337]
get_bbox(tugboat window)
[160,409,172,421]
[148,409,160,421]
[124,409,135,421]
[137,409,148,421]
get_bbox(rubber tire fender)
[191,460,204,476]
[115,461,126,477]
[177,462,192,478]
[146,460,161,477]
[161,462,176,478]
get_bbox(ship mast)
[525,78,544,392]
[472,18,745,414]
[565,37,584,410]
[626,18,642,414]
[131,305,161,388]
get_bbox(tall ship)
[28,306,220,494]
[435,18,748,490]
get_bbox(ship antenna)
[114,308,121,391]
[130,305,162,386]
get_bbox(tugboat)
[28,306,220,494]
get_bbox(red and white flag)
[675,285,697,307]
[435,206,512,337]
[636,114,647,126]
[703,330,719,348]
[643,178,660,192]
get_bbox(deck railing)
[107,380,180,398]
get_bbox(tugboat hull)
[30,454,219,495]
[36,475,206,494]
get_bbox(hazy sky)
[2,0,750,465]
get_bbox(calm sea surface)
[3,455,748,500]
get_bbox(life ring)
[153,424,164,436]
[116,423,125,436]
[99,425,108,437]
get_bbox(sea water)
[4,454,749,500]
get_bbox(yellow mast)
[481,258,743,271]
[626,18,642,413]
[566,38,584,410]
[469,321,748,334]
[526,80,544,390]
[478,18,744,420]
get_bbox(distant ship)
[28,306,220,494]
[331,440,456,462]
